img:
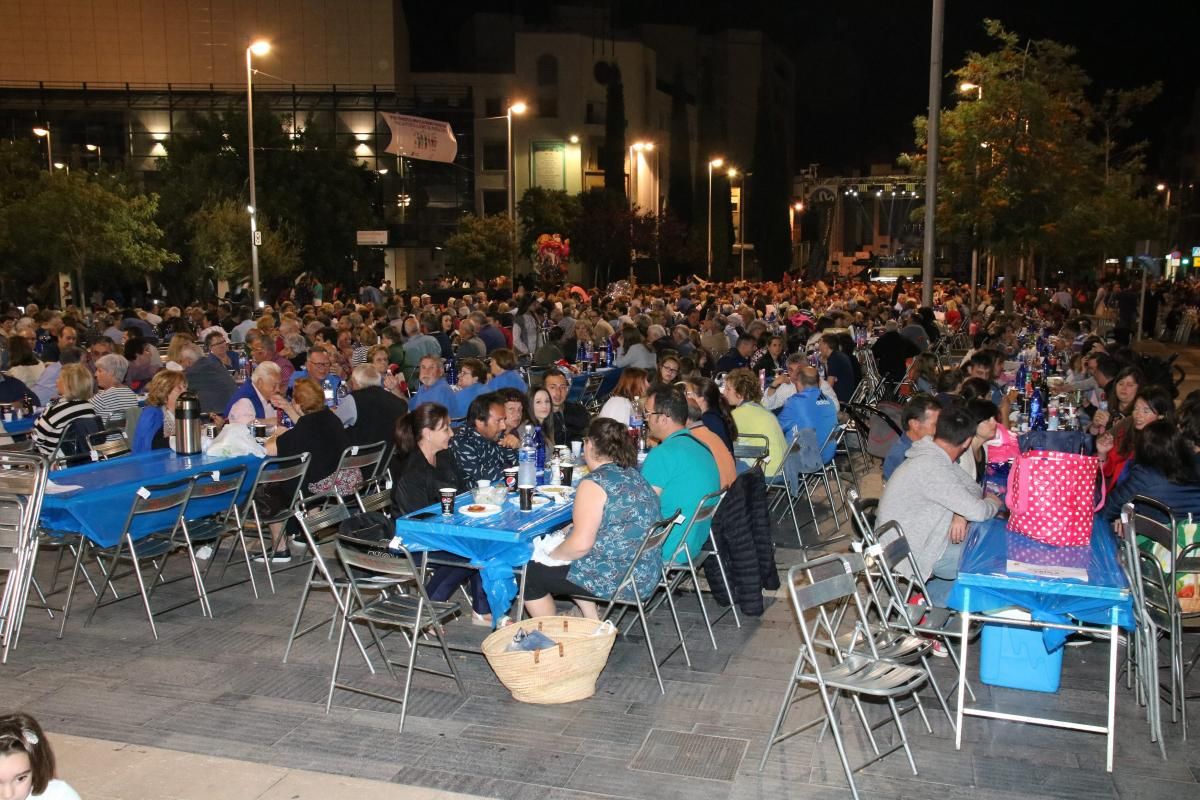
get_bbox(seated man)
[715,334,755,374]
[778,366,839,462]
[180,343,236,414]
[542,368,590,443]
[641,384,721,563]
[338,364,409,448]
[225,361,283,426]
[876,404,1002,608]
[882,394,941,482]
[818,332,858,404]
[450,392,517,486]
[410,354,456,410]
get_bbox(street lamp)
[958,81,983,100]
[33,126,52,172]
[728,168,753,280]
[85,143,102,171]
[706,158,724,278]
[506,100,527,281]
[1157,182,1172,209]
[53,162,68,175]
[246,38,271,310]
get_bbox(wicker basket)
[481,616,617,704]
[1180,595,1200,615]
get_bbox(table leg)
[955,592,970,751]
[1106,618,1119,772]
[514,563,528,622]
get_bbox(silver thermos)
[174,391,203,455]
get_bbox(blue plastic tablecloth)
[2,418,34,436]
[947,517,1135,650]
[40,450,261,547]
[394,491,574,618]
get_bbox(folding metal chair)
[48,414,103,469]
[326,534,465,732]
[86,426,132,461]
[325,441,388,506]
[571,512,686,693]
[759,554,928,799]
[1119,503,1168,759]
[237,453,311,592]
[0,452,48,662]
[174,466,252,606]
[579,372,606,414]
[641,491,738,650]
[769,427,846,549]
[66,476,196,639]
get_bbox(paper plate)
[459,503,502,518]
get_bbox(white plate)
[459,503,502,518]
[511,495,551,510]
[536,485,574,497]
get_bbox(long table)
[41,450,261,546]
[394,487,575,620]
[947,517,1135,771]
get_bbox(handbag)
[1006,448,1105,546]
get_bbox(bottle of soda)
[1030,388,1047,431]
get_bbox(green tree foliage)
[0,172,178,298]
[602,63,628,201]
[188,198,302,282]
[157,108,378,295]
[443,214,514,279]
[516,187,581,257]
[570,188,633,286]
[666,65,694,232]
[909,20,1163,281]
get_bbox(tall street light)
[958,80,984,314]
[506,100,527,281]
[730,168,752,280]
[958,81,983,100]
[706,158,724,278]
[246,38,271,310]
[85,143,102,171]
[33,126,52,172]
[922,0,945,306]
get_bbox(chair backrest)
[123,475,195,541]
[598,511,680,608]
[846,488,879,544]
[242,453,311,520]
[123,405,143,436]
[732,432,770,461]
[667,490,724,561]
[87,427,131,461]
[187,465,249,526]
[1126,497,1180,619]
[50,414,104,469]
[292,495,352,545]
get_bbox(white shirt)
[32,779,81,800]
[598,395,633,424]
[763,379,839,412]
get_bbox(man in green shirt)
[642,384,721,564]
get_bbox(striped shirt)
[91,385,139,423]
[32,398,97,457]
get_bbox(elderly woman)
[131,370,188,453]
[90,353,139,424]
[367,344,407,398]
[31,363,97,457]
[721,367,786,477]
[522,417,664,618]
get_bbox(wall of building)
[0,0,401,87]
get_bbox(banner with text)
[380,113,458,163]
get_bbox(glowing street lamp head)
[509,101,527,115]
[568,134,580,144]
[643,142,654,151]
[33,127,49,137]
[793,202,804,212]
[726,167,738,178]
[1157,183,1167,192]
[709,158,724,168]
[52,162,65,170]
[959,81,980,94]
[249,39,271,56]
[85,143,98,152]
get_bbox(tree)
[748,63,795,280]
[516,187,580,257]
[908,20,1163,292]
[188,198,302,284]
[666,65,694,232]
[570,188,633,287]
[601,63,627,201]
[0,173,178,301]
[443,214,514,280]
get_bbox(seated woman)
[597,367,649,424]
[367,344,407,398]
[31,363,97,458]
[493,387,527,450]
[654,354,682,388]
[131,370,188,453]
[1102,420,1200,523]
[163,332,194,372]
[1096,384,1174,491]
[391,403,490,623]
[449,357,488,419]
[685,376,737,453]
[254,378,357,562]
[721,368,786,478]
[6,335,45,387]
[1088,365,1144,436]
[957,398,998,484]
[522,417,664,618]
[528,385,560,449]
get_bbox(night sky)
[405,1,1198,177]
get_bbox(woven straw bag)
[482,616,617,704]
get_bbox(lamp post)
[85,143,101,171]
[958,81,984,314]
[922,0,945,306]
[53,162,69,175]
[32,126,52,172]
[706,158,724,278]
[246,38,271,310]
[506,100,527,281]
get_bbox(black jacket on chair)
[704,466,779,616]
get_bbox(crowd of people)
[3,269,1199,622]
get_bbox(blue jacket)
[410,379,455,411]
[778,387,839,463]
[882,434,914,482]
[224,380,266,418]
[132,405,165,453]
[450,382,487,419]
[1101,463,1200,523]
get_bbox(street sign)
[252,230,262,247]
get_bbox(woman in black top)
[392,403,491,622]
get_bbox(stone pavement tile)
[628,728,749,782]
[450,693,582,731]
[395,765,564,800]
[565,755,733,800]
[971,754,1117,799]
[416,736,584,788]
[144,701,310,746]
[262,770,481,800]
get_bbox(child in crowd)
[0,713,80,800]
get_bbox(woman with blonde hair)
[164,332,195,372]
[31,364,96,457]
[131,369,188,453]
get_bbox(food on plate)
[466,504,487,513]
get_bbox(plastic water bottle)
[1030,388,1046,431]
[518,425,537,486]
[534,425,547,471]
[605,338,614,367]
[445,357,457,386]
[335,381,349,408]
[322,377,335,407]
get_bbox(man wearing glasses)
[288,348,341,405]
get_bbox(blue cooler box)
[979,610,1064,693]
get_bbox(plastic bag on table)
[206,423,266,457]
